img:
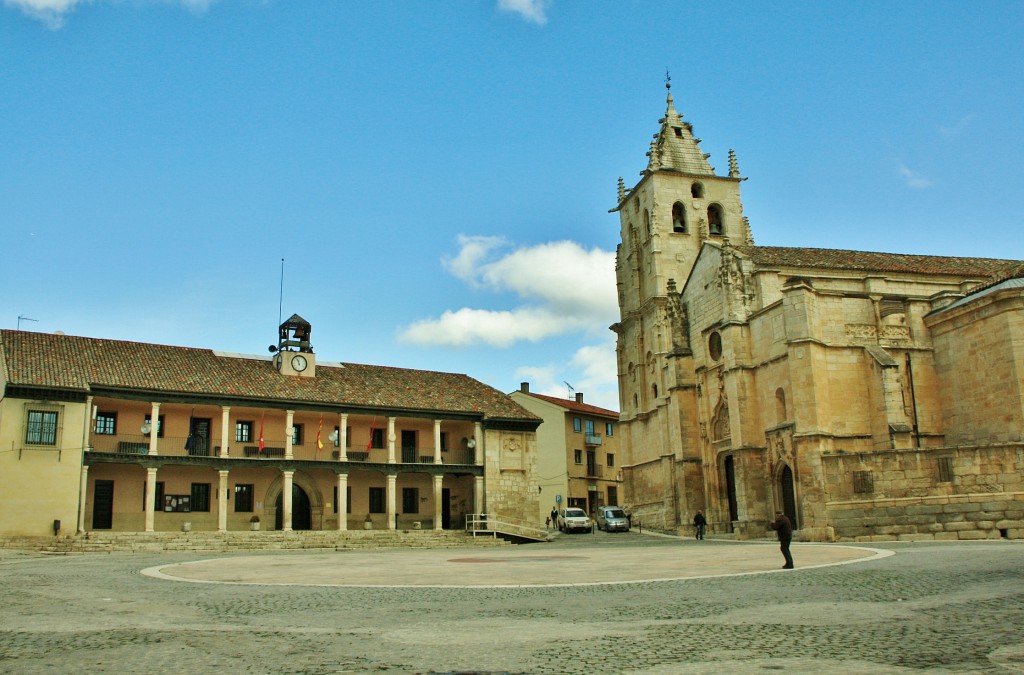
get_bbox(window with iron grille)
[853,471,873,494]
[368,487,385,513]
[191,483,211,512]
[26,410,58,445]
[402,488,419,514]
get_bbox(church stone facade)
[613,85,1024,542]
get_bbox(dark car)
[595,506,630,532]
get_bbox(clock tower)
[272,314,316,377]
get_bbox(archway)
[275,483,312,531]
[779,464,797,528]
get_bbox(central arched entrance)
[275,483,312,530]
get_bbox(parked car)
[557,507,593,533]
[595,506,630,532]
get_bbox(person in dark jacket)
[770,512,794,569]
[692,510,707,540]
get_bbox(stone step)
[0,530,512,554]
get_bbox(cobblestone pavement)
[1,532,1023,674]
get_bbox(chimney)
[575,392,583,404]
[520,382,530,393]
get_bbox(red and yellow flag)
[316,414,324,451]
[258,412,265,453]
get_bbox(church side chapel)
[0,315,541,538]
[613,82,1024,541]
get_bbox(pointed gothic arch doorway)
[723,455,738,532]
[275,483,312,531]
[779,464,797,528]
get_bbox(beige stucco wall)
[0,396,88,536]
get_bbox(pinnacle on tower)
[728,149,740,178]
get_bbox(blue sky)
[3,0,1022,412]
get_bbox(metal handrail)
[465,513,550,541]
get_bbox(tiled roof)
[516,391,619,418]
[0,330,540,423]
[732,245,1022,278]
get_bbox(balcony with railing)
[90,433,477,465]
[585,434,603,446]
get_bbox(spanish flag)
[316,414,324,451]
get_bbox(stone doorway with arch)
[265,471,324,531]
[776,463,798,529]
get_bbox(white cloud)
[898,164,932,189]
[5,0,213,28]
[497,0,550,25]
[513,340,620,412]
[400,306,594,348]
[400,237,617,348]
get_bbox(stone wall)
[820,443,1024,541]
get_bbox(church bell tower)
[610,79,751,416]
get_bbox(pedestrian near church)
[770,512,794,569]
[550,507,558,529]
[692,510,707,540]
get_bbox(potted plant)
[250,515,260,531]
[363,514,373,530]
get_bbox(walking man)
[692,510,707,540]
[770,511,794,569]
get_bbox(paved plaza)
[1,531,1023,673]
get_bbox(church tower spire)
[646,79,715,176]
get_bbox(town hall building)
[0,315,541,538]
[613,83,1024,541]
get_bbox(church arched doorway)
[275,483,312,530]
[779,464,797,528]
[724,455,738,531]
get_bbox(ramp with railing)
[465,514,553,543]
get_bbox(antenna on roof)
[564,381,575,399]
[17,315,38,330]
[277,258,285,328]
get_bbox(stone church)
[613,83,1024,542]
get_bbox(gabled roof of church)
[731,244,1023,278]
[0,330,540,424]
[645,83,716,176]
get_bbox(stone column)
[144,466,158,532]
[474,475,484,516]
[473,422,483,466]
[337,413,348,461]
[78,465,89,533]
[282,470,294,531]
[217,470,229,532]
[337,473,348,531]
[219,406,231,458]
[433,420,443,464]
[387,417,396,464]
[285,410,295,460]
[147,402,160,456]
[386,473,397,530]
[433,474,444,531]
